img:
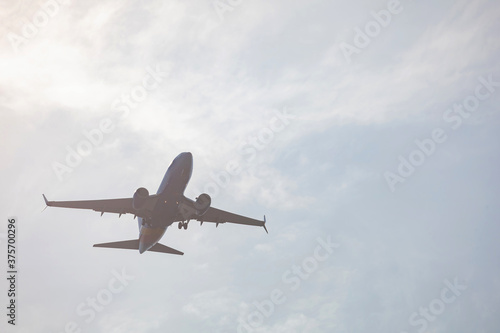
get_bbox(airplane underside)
[42,152,267,255]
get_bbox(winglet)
[42,194,51,212]
[263,215,268,234]
[42,194,49,206]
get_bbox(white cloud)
[1,0,499,332]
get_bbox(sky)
[0,0,499,332]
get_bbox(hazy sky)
[1,0,499,332]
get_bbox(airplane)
[43,152,267,255]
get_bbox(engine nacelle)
[194,193,211,216]
[133,187,149,210]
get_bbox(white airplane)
[43,152,267,255]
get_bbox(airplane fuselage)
[138,152,193,253]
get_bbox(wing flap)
[43,194,158,218]
[178,196,267,231]
[201,207,265,227]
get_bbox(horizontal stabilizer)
[94,239,139,250]
[149,243,184,255]
[93,240,183,255]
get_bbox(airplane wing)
[42,194,159,219]
[178,196,268,233]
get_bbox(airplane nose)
[183,152,193,166]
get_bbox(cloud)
[1,0,499,332]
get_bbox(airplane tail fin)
[93,240,184,255]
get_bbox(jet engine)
[194,193,211,216]
[133,187,149,210]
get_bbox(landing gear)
[178,221,189,230]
